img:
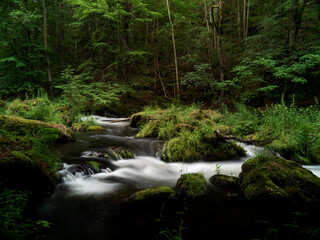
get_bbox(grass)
[221,100,320,164]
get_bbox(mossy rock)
[0,115,74,142]
[86,126,104,131]
[176,173,207,198]
[0,151,57,200]
[239,156,320,202]
[106,147,135,160]
[205,141,246,161]
[130,110,166,129]
[130,186,175,201]
[162,139,246,162]
[210,174,240,190]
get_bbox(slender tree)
[42,0,53,96]
[165,0,179,99]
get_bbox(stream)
[39,116,320,240]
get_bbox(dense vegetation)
[0,0,319,109]
[1,0,320,239]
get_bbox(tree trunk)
[237,0,241,39]
[288,0,308,53]
[204,0,214,71]
[243,0,246,38]
[165,0,179,99]
[212,1,225,99]
[42,0,53,96]
[245,0,250,38]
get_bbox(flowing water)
[39,116,320,240]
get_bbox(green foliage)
[223,100,320,164]
[223,103,260,136]
[0,189,52,240]
[136,105,244,162]
[57,66,133,112]
[181,63,214,88]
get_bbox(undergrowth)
[221,99,320,164]
[0,189,52,240]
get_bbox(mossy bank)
[131,105,246,162]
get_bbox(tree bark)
[42,0,53,96]
[212,1,225,99]
[288,0,308,53]
[204,0,214,71]
[243,0,246,38]
[165,0,179,99]
[237,0,241,39]
[245,0,250,38]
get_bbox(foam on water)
[55,116,320,197]
[57,143,267,196]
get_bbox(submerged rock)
[239,156,320,202]
[176,173,207,198]
[130,186,175,201]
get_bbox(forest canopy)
[0,0,319,107]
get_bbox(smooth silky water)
[39,116,320,240]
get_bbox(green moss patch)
[106,147,135,160]
[210,174,240,190]
[0,115,73,142]
[131,106,246,162]
[86,126,104,131]
[176,173,207,198]
[239,156,320,202]
[130,186,175,201]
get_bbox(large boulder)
[0,115,74,200]
[239,156,320,202]
[0,115,74,142]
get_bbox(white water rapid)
[54,116,278,197]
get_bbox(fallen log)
[110,118,130,123]
[214,130,259,144]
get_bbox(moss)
[0,100,6,108]
[71,123,86,131]
[239,155,320,202]
[210,174,240,190]
[0,115,73,142]
[162,138,246,162]
[11,151,32,163]
[133,107,246,163]
[176,173,207,198]
[86,161,101,172]
[130,186,175,201]
[107,147,135,160]
[86,126,104,131]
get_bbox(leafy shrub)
[222,103,260,136]
[57,66,133,113]
[0,189,52,240]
